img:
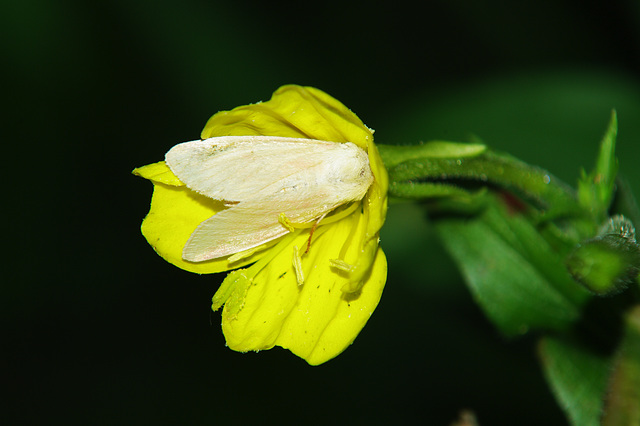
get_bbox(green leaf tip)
[577,110,619,221]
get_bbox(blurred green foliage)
[3,0,640,424]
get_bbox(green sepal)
[566,215,640,296]
[387,150,583,220]
[389,181,477,200]
[377,140,486,169]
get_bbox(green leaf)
[436,195,590,336]
[602,305,640,426]
[538,336,610,426]
[577,110,619,221]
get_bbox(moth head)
[331,143,374,200]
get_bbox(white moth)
[165,136,374,262]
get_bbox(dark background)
[4,0,640,424]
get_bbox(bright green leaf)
[436,196,590,336]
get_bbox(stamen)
[329,258,355,273]
[293,245,304,286]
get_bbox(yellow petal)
[220,233,307,351]
[136,164,273,274]
[132,161,184,186]
[140,183,227,273]
[365,141,389,236]
[140,183,267,274]
[220,211,387,365]
[292,250,386,366]
[201,85,375,149]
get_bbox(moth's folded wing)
[165,136,337,202]
[182,193,340,262]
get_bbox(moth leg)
[305,213,328,254]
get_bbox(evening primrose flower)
[133,85,388,365]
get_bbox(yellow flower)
[133,85,388,365]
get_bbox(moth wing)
[183,192,341,262]
[165,136,341,202]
